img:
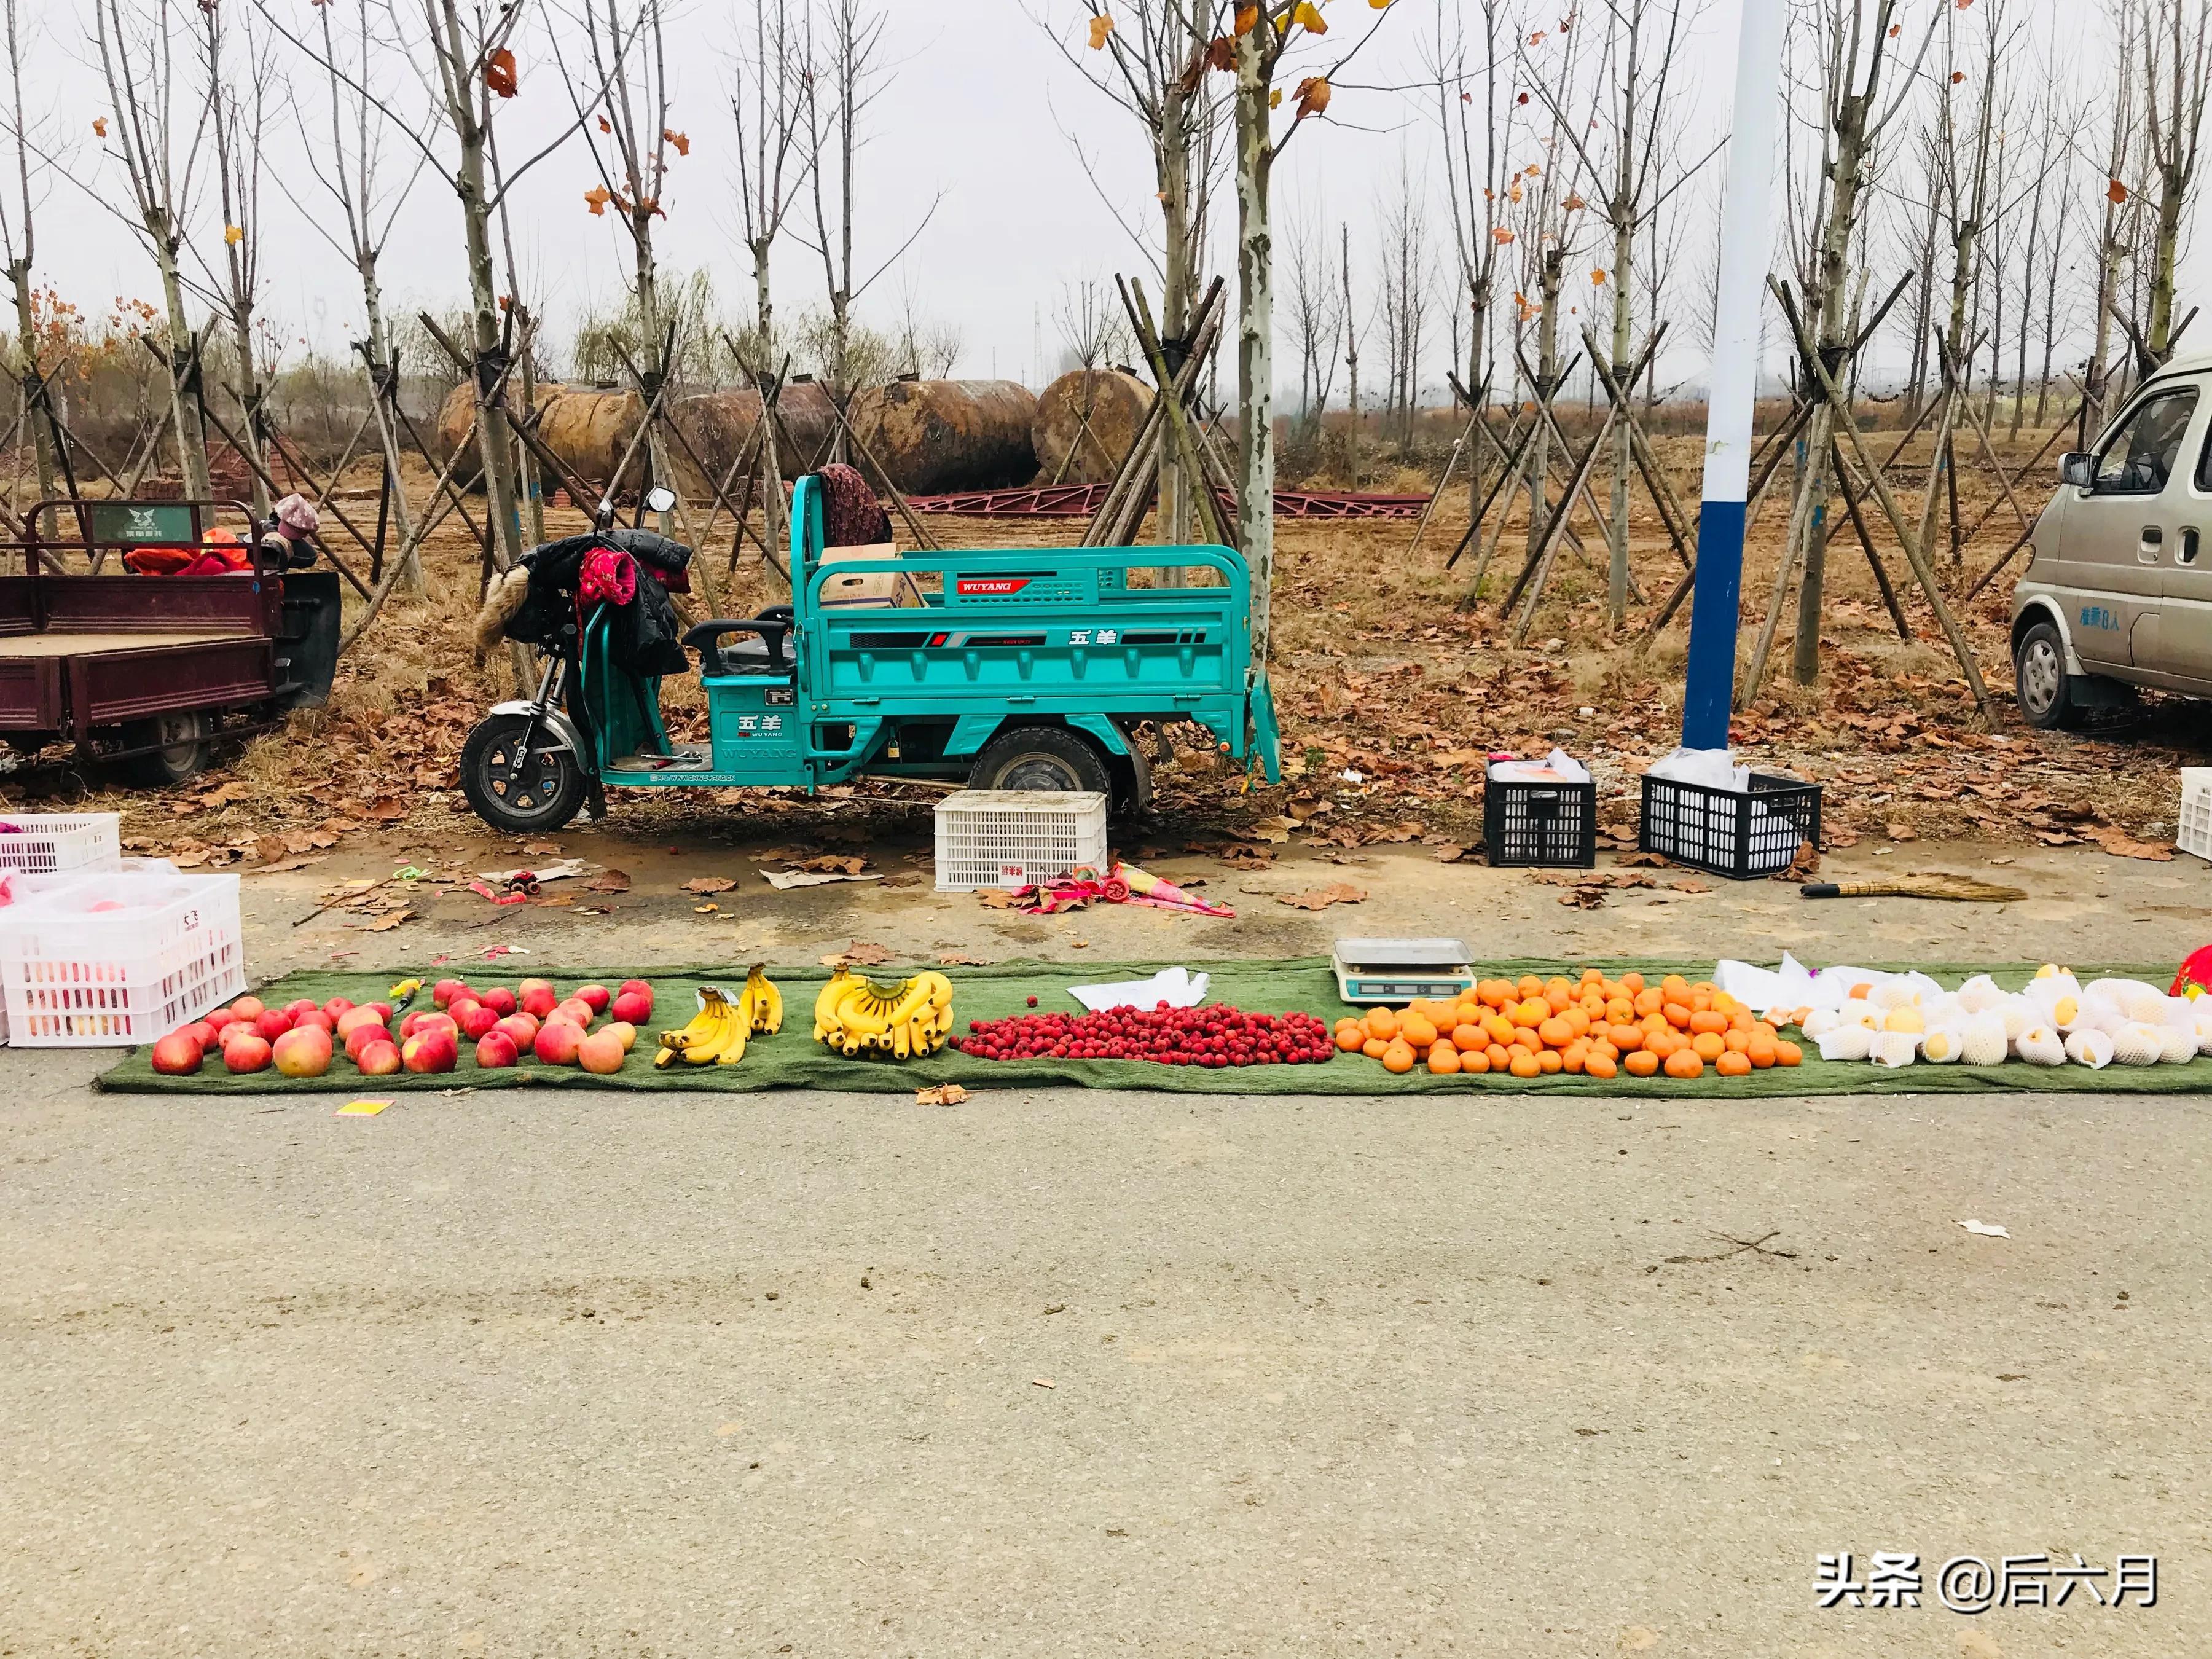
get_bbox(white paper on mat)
[1070,966,1210,1011]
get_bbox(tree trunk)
[1158,53,1193,573]
[1233,31,1276,667]
[1607,205,1633,629]
[149,213,212,501]
[1341,222,1360,487]
[1527,249,1563,562]
[454,96,523,587]
[750,235,774,343]
[2149,159,2187,359]
[6,262,56,501]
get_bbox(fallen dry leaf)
[1219,842,1276,869]
[977,890,1021,909]
[2085,824,2174,861]
[586,869,632,893]
[694,903,720,914]
[1672,877,1712,894]
[365,797,407,823]
[1885,822,1918,842]
[356,910,412,932]
[1433,843,1467,863]
[523,839,562,856]
[784,854,869,875]
[915,1083,968,1106]
[1279,882,1368,911]
[682,876,736,895]
[936,951,994,965]
[841,940,892,965]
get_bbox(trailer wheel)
[461,713,587,833]
[120,711,213,787]
[968,724,1112,796]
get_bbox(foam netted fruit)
[2064,1029,2114,1070]
[2015,1025,2066,1067]
[2110,1022,2164,1066]
[1960,1015,2009,1067]
[1920,1024,1963,1064]
[1816,1026,1873,1062]
[1869,1030,1918,1069]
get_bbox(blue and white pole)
[1680,0,1789,750]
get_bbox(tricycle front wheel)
[461,713,587,833]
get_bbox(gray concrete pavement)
[4,1037,2206,1657]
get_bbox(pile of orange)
[1332,969,1803,1081]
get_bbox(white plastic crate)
[2181,769,2212,863]
[934,790,1108,892]
[1,872,245,1045]
[0,812,120,876]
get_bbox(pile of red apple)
[151,976,658,1081]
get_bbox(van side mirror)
[643,485,677,514]
[2059,452,2096,488]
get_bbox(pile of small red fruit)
[151,976,658,1080]
[951,1002,1336,1068]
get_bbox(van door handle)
[2141,525,2165,562]
[2181,527,2202,566]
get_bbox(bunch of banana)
[654,986,749,1067]
[815,968,954,1061]
[737,964,783,1035]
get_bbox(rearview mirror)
[643,485,678,514]
[2059,452,2096,489]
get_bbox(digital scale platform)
[1330,937,1477,1005]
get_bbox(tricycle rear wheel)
[461,713,587,833]
[967,724,1113,796]
[119,711,213,786]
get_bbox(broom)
[1800,873,2027,903]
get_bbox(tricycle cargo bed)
[805,546,1250,724]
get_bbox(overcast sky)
[22,0,2212,402]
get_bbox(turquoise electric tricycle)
[460,473,1281,833]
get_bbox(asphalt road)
[2,1044,2205,1657]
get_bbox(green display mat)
[92,959,2212,1098]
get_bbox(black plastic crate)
[1483,765,1597,868]
[1639,771,1822,879]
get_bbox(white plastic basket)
[0,812,120,876]
[0,872,246,1045]
[934,790,1108,892]
[2181,769,2212,863]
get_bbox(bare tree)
[730,0,810,345]
[1054,278,1132,371]
[2088,0,2146,431]
[1433,0,1516,528]
[198,0,276,517]
[2142,0,2211,359]
[1220,0,1395,662]
[1525,0,1705,627]
[91,0,213,500]
[1771,0,1938,689]
[1377,156,1430,450]
[1043,0,1223,547]
[0,0,55,500]
[797,0,939,410]
[1282,196,1341,435]
[264,0,433,590]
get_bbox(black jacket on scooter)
[502,529,692,678]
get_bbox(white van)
[2011,354,2212,726]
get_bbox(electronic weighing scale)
[1330,938,1477,1005]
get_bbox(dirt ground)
[3,424,2199,887]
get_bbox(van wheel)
[2014,619,2084,730]
[968,725,1112,796]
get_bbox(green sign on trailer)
[87,502,197,546]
